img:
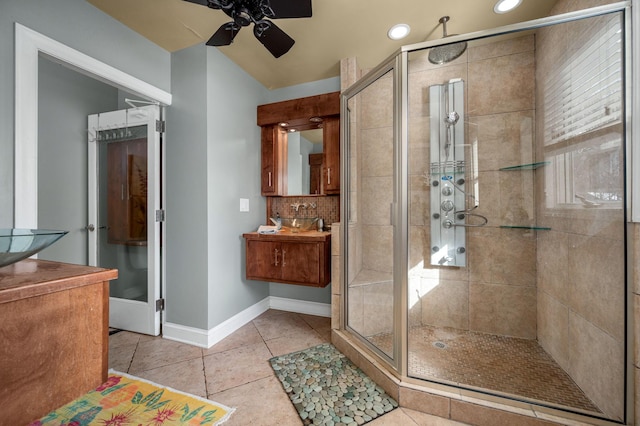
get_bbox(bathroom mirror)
[287,128,323,195]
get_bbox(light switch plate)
[240,198,250,212]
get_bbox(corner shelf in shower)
[499,225,551,231]
[499,161,550,171]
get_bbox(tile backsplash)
[267,195,340,228]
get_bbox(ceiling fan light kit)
[184,0,312,58]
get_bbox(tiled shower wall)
[534,0,625,419]
[407,34,537,338]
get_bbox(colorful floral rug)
[270,343,397,425]
[29,370,234,426]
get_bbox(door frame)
[13,23,171,332]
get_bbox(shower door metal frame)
[340,53,408,371]
[341,2,634,424]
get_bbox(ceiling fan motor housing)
[185,0,312,58]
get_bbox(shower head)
[428,16,468,65]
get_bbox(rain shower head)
[428,16,468,65]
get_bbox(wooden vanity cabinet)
[323,116,340,194]
[261,125,287,196]
[0,260,117,425]
[243,232,331,287]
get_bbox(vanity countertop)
[243,230,331,241]
[0,259,118,304]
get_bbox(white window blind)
[543,14,623,146]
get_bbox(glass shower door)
[345,67,397,360]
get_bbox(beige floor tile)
[368,408,419,425]
[204,341,274,394]
[108,343,136,372]
[132,357,208,398]
[265,332,325,357]
[128,337,203,373]
[209,376,302,426]
[204,322,264,355]
[299,313,331,332]
[253,312,316,341]
[108,330,142,349]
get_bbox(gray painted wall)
[204,47,272,328]
[37,58,119,265]
[166,44,216,329]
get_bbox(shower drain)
[433,341,447,349]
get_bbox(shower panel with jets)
[341,3,629,424]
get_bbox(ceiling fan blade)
[182,0,234,10]
[253,20,295,58]
[183,0,209,5]
[206,22,241,46]
[263,0,312,19]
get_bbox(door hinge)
[156,119,166,133]
[155,298,165,312]
[155,209,165,222]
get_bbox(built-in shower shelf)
[500,225,551,230]
[499,161,550,171]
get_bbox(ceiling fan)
[183,0,312,58]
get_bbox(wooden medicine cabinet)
[257,91,340,196]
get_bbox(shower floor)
[368,325,602,414]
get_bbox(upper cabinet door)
[261,125,287,196]
[323,116,340,194]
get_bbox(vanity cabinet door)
[280,241,321,285]
[323,116,340,194]
[261,125,287,196]
[245,240,281,281]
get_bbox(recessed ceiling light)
[388,24,410,40]
[494,0,523,14]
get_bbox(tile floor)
[109,309,467,426]
[368,325,600,414]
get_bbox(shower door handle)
[85,224,95,232]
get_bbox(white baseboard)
[269,296,331,318]
[162,296,330,348]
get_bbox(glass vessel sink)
[270,217,318,232]
[0,229,68,268]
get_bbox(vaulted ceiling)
[87,0,557,89]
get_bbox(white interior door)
[88,105,161,335]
